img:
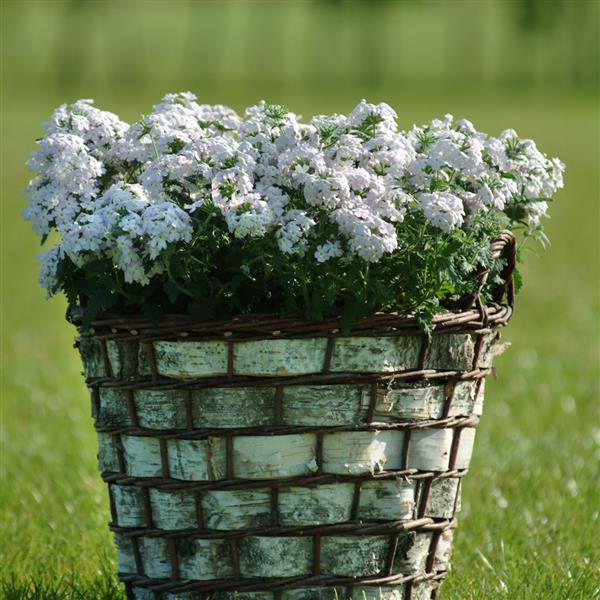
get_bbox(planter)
[74,233,515,600]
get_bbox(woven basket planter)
[74,233,515,600]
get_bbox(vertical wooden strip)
[507,274,515,308]
[91,387,101,423]
[230,539,241,580]
[474,377,484,408]
[126,390,139,427]
[114,434,126,474]
[316,432,324,475]
[227,340,234,379]
[322,336,336,373]
[168,538,180,580]
[366,382,378,423]
[385,533,400,576]
[274,386,284,426]
[417,334,430,370]
[404,581,413,600]
[132,536,144,575]
[471,333,485,370]
[124,582,135,600]
[475,295,488,327]
[159,438,170,478]
[107,484,118,524]
[441,380,456,419]
[425,531,442,573]
[452,479,462,517]
[185,389,194,430]
[413,479,420,518]
[448,428,464,471]
[271,486,280,527]
[145,342,159,380]
[141,487,154,529]
[195,493,204,529]
[100,339,113,378]
[418,479,432,519]
[226,436,234,479]
[401,429,412,471]
[313,534,321,575]
[350,481,362,520]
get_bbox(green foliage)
[61,205,510,329]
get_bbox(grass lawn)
[1,23,598,594]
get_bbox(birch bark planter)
[74,235,515,600]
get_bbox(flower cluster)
[24,93,564,322]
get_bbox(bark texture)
[79,330,500,600]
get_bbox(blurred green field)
[1,1,599,599]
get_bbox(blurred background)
[1,1,598,598]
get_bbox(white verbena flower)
[418,192,465,232]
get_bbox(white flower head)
[418,192,465,232]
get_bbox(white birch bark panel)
[106,339,139,379]
[112,484,145,527]
[473,379,485,416]
[424,477,460,519]
[320,535,389,576]
[412,581,441,600]
[407,429,454,471]
[134,591,205,600]
[278,483,354,526]
[129,588,155,600]
[121,435,163,477]
[352,588,405,600]
[447,381,480,417]
[202,489,272,530]
[374,386,445,421]
[136,592,234,600]
[105,341,120,378]
[434,529,454,572]
[233,434,318,479]
[358,480,416,521]
[479,333,498,368]
[329,336,421,373]
[113,533,136,573]
[192,387,275,428]
[282,385,369,426]
[135,390,187,429]
[97,433,120,472]
[149,341,229,379]
[233,338,328,376]
[322,431,405,475]
[209,593,273,600]
[454,427,477,470]
[282,590,338,600]
[138,536,171,578]
[210,594,273,600]
[78,337,108,378]
[96,388,131,428]
[381,380,484,421]
[426,334,476,371]
[393,532,431,575]
[177,538,233,580]
[149,489,197,530]
[239,537,312,577]
[167,437,226,481]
